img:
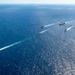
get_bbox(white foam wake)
[39,29,49,34]
[0,40,24,51]
[44,22,59,28]
[43,20,75,28]
[66,26,74,31]
[0,36,34,51]
[66,20,75,24]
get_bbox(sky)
[0,0,75,4]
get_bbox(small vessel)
[59,22,65,26]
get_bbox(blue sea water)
[0,4,75,75]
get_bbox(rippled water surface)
[0,4,75,75]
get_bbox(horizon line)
[0,3,75,5]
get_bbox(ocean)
[0,4,75,75]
